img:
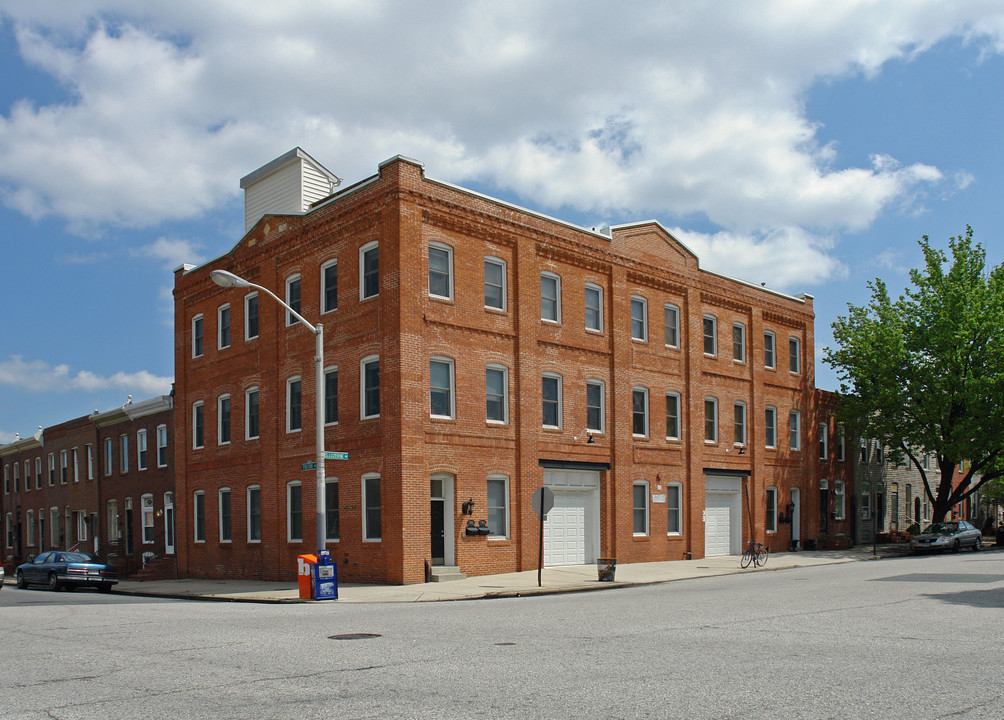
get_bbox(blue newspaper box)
[312,549,338,600]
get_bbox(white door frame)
[790,488,801,545]
[542,469,600,566]
[163,492,175,555]
[705,475,743,556]
[431,473,455,567]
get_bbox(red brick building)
[173,149,837,584]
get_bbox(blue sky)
[1,1,1003,442]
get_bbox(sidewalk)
[104,544,915,604]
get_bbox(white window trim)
[285,273,301,327]
[632,386,649,438]
[789,336,801,374]
[630,295,648,342]
[819,423,828,460]
[486,474,510,539]
[704,397,718,444]
[428,241,454,300]
[141,493,155,544]
[118,436,127,473]
[703,314,717,356]
[430,357,456,420]
[192,314,204,358]
[540,271,562,324]
[324,366,339,426]
[137,430,148,471]
[790,410,801,450]
[218,395,231,445]
[246,387,260,440]
[359,241,379,301]
[542,372,563,429]
[362,473,382,542]
[361,355,380,420]
[484,256,507,311]
[837,425,846,462]
[586,379,605,434]
[287,376,303,434]
[633,480,650,536]
[321,258,338,314]
[765,406,777,449]
[244,291,259,340]
[287,481,303,543]
[218,303,231,350]
[666,483,683,535]
[192,401,205,449]
[732,322,746,362]
[156,425,168,468]
[764,330,776,369]
[666,392,681,440]
[219,487,232,543]
[486,364,509,425]
[193,490,205,543]
[72,447,79,482]
[734,401,747,446]
[585,283,603,333]
[766,487,778,533]
[247,485,262,543]
[664,304,680,348]
[834,480,846,520]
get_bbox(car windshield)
[923,523,958,534]
[57,552,94,563]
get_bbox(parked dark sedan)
[910,521,983,554]
[15,551,118,592]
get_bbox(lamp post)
[210,269,326,556]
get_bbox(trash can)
[596,557,617,582]
[297,554,317,600]
[313,549,338,600]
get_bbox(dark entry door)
[430,500,445,564]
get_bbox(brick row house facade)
[2,396,176,578]
[171,149,856,584]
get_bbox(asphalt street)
[2,550,1001,719]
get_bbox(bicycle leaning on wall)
[740,540,769,569]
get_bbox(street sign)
[531,486,554,516]
[302,461,317,471]
[324,451,349,460]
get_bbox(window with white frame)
[360,241,379,300]
[192,314,204,358]
[734,402,747,446]
[23,460,30,490]
[118,436,127,474]
[287,376,302,432]
[819,423,828,460]
[101,442,109,477]
[142,494,155,543]
[218,395,231,444]
[789,337,800,374]
[703,315,717,355]
[361,356,380,419]
[285,274,301,326]
[61,449,69,483]
[12,463,18,493]
[789,410,801,450]
[631,296,648,341]
[585,283,603,332]
[860,438,869,463]
[632,387,649,437]
[35,457,42,488]
[245,292,259,340]
[218,304,231,349]
[321,259,338,313]
[2,464,8,494]
[860,484,872,518]
[766,487,778,533]
[247,485,262,542]
[542,373,562,428]
[219,487,232,542]
[633,481,649,535]
[5,513,13,548]
[246,387,260,440]
[287,481,302,542]
[666,484,682,534]
[586,380,604,433]
[704,397,718,443]
[484,257,507,310]
[106,499,118,543]
[764,331,776,368]
[428,242,453,300]
[486,365,508,424]
[540,272,561,323]
[325,478,340,541]
[363,473,381,541]
[487,475,509,538]
[72,448,79,482]
[156,425,168,467]
[765,406,777,448]
[193,491,205,542]
[75,510,88,542]
[137,429,148,470]
[834,480,845,520]
[837,424,846,461]
[733,322,746,362]
[666,392,681,440]
[430,357,455,419]
[193,401,205,449]
[664,304,680,348]
[324,367,339,425]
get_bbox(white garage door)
[542,469,599,566]
[705,493,734,557]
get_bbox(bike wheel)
[741,547,753,568]
[756,544,769,567]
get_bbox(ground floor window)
[487,475,509,538]
[363,474,381,541]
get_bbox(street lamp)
[210,269,326,556]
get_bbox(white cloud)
[0,355,173,395]
[0,0,1002,282]
[131,236,205,270]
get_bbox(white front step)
[429,565,466,582]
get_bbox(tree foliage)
[825,227,1004,522]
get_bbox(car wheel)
[16,569,27,589]
[973,537,982,551]
[47,572,61,591]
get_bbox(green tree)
[825,227,1004,522]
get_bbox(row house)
[173,149,848,584]
[1,395,175,578]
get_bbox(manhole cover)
[328,633,382,640]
